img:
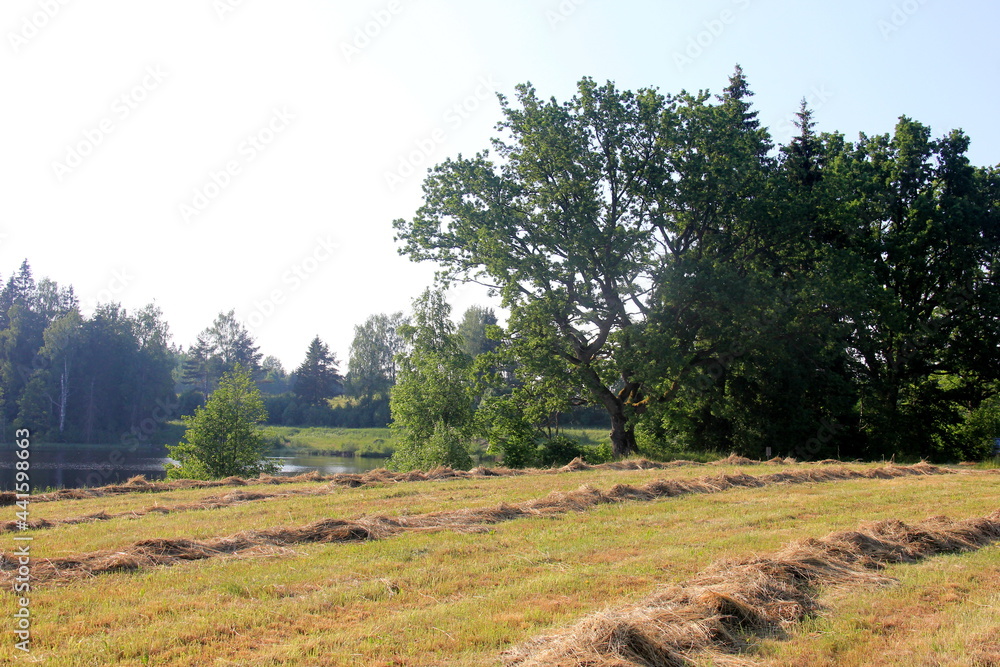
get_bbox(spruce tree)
[292,336,343,406]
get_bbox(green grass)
[971,456,1000,470]
[261,426,396,457]
[752,546,1000,666]
[2,463,998,665]
[256,425,648,464]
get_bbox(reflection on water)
[0,445,391,491]
[273,455,389,476]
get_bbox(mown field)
[0,458,997,665]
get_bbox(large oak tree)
[394,69,776,457]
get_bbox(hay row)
[0,463,949,587]
[0,453,831,507]
[0,470,343,506]
[502,510,1000,666]
[0,456,766,532]
[0,489,286,534]
[0,459,722,533]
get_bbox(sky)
[2,0,998,370]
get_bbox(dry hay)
[503,510,1000,666]
[0,488,301,534]
[4,462,952,537]
[1,457,717,507]
[7,448,987,510]
[663,460,707,467]
[714,454,758,467]
[10,466,540,506]
[0,463,954,587]
[18,473,314,506]
[3,448,871,509]
[971,627,1000,666]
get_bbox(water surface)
[0,444,389,491]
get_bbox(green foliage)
[181,310,262,395]
[162,448,211,481]
[822,118,1000,460]
[258,355,290,395]
[476,393,613,468]
[166,365,278,480]
[388,288,478,471]
[633,422,723,463]
[535,435,584,468]
[476,394,536,468]
[947,390,1000,461]
[389,421,472,471]
[394,70,786,459]
[394,70,1000,464]
[581,441,614,465]
[14,374,51,436]
[347,313,406,400]
[345,312,406,427]
[178,389,205,417]
[292,336,343,406]
[0,264,177,444]
[456,306,499,359]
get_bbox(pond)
[0,444,390,491]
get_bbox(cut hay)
[4,453,808,508]
[5,461,956,537]
[559,457,591,472]
[0,463,956,586]
[0,487,305,534]
[503,510,1000,666]
[713,454,757,466]
[663,460,706,467]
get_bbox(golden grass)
[0,453,823,508]
[0,462,996,665]
[1,464,948,584]
[504,512,1000,665]
[753,545,1000,666]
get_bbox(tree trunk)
[606,397,638,458]
[578,365,641,459]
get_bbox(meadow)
[0,458,997,665]
[260,425,617,462]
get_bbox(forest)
[3,69,999,467]
[0,259,511,450]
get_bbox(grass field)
[1,459,997,665]
[260,426,620,461]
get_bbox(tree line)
[0,260,176,445]
[391,67,1000,466]
[0,260,513,448]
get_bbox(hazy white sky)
[3,0,997,369]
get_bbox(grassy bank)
[261,426,397,457]
[1,461,998,664]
